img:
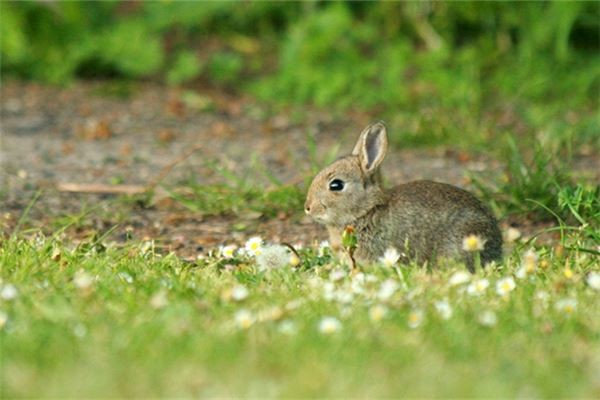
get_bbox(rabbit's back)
[355,180,502,269]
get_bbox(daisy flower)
[244,236,263,257]
[379,247,401,267]
[407,309,424,329]
[220,244,237,259]
[434,300,453,320]
[448,271,471,286]
[521,249,538,274]
[73,270,94,290]
[369,304,388,322]
[554,298,577,315]
[231,284,249,301]
[318,316,342,334]
[150,290,168,309]
[329,269,347,282]
[467,278,489,296]
[0,284,18,301]
[462,234,486,252]
[478,310,497,327]
[496,277,516,296]
[377,279,399,301]
[586,271,600,290]
[278,320,297,335]
[234,309,254,329]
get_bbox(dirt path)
[1,81,582,258]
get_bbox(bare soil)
[1,81,591,258]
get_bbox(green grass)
[2,228,599,397]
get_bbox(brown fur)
[305,122,502,271]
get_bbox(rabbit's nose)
[304,201,311,214]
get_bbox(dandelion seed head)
[256,244,290,270]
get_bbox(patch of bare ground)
[2,81,594,258]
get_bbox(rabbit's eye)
[329,179,345,191]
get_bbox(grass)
[2,225,599,397]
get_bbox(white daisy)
[231,284,249,301]
[434,300,453,320]
[73,270,94,290]
[462,234,486,252]
[554,298,577,315]
[377,279,399,301]
[478,310,497,327]
[278,320,297,335]
[329,269,347,282]
[369,304,388,322]
[448,271,471,286]
[467,278,490,296]
[521,249,538,273]
[407,309,424,329]
[244,236,263,257]
[586,271,600,290]
[318,316,342,334]
[234,309,254,329]
[379,247,401,267]
[220,244,237,259]
[0,284,18,301]
[150,290,168,309]
[496,277,516,296]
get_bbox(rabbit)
[304,121,502,271]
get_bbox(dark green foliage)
[3,1,597,151]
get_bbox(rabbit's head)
[305,122,388,227]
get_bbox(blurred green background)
[2,1,598,149]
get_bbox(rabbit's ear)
[353,122,388,175]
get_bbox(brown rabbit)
[304,122,502,271]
